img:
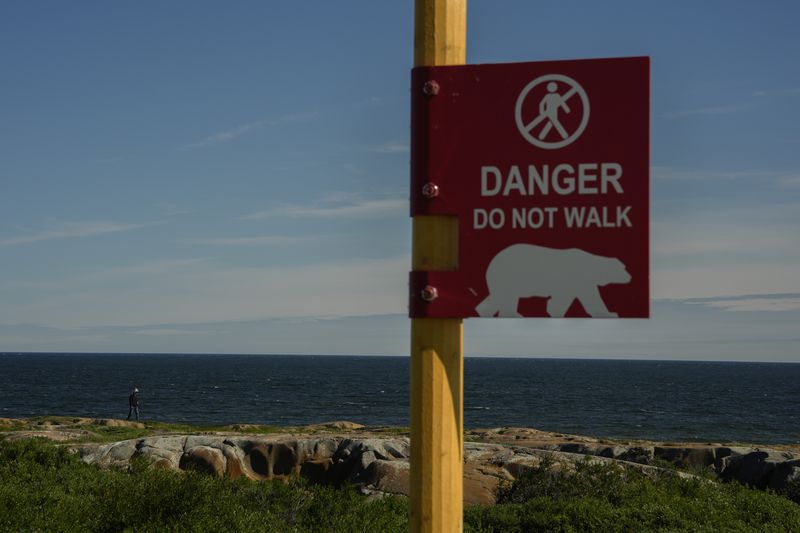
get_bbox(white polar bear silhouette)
[475,244,631,318]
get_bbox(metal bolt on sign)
[422,80,440,96]
[421,182,440,198]
[420,285,438,302]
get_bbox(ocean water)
[1,353,798,444]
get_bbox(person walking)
[127,387,140,421]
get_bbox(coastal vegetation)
[0,438,405,532]
[471,457,800,531]
[1,438,798,532]
[0,416,404,442]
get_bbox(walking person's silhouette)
[537,82,571,140]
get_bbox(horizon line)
[1,351,798,364]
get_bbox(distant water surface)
[1,354,798,444]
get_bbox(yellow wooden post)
[410,1,466,532]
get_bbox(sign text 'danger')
[480,162,623,197]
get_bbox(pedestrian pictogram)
[515,74,590,150]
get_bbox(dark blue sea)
[1,354,798,444]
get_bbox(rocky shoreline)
[2,417,798,504]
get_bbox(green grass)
[1,417,288,443]
[70,425,152,443]
[141,420,284,435]
[362,425,409,436]
[4,416,399,444]
[1,438,798,532]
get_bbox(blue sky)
[1,1,798,360]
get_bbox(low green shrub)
[778,477,800,505]
[468,456,800,532]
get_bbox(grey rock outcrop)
[73,434,712,504]
[718,449,800,490]
[73,435,425,496]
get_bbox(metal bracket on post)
[409,270,474,318]
[410,67,461,219]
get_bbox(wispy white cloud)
[182,235,303,246]
[97,258,209,276]
[653,263,800,300]
[753,88,800,97]
[239,197,407,220]
[153,203,193,217]
[0,256,409,329]
[0,220,155,247]
[652,166,789,182]
[653,218,800,257]
[352,96,383,107]
[131,327,213,337]
[684,294,800,312]
[367,141,409,154]
[661,87,800,120]
[185,112,317,148]
[661,104,749,119]
[0,332,109,346]
[652,196,800,299]
[0,258,209,292]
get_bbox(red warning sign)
[409,56,649,318]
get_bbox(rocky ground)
[1,417,798,505]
